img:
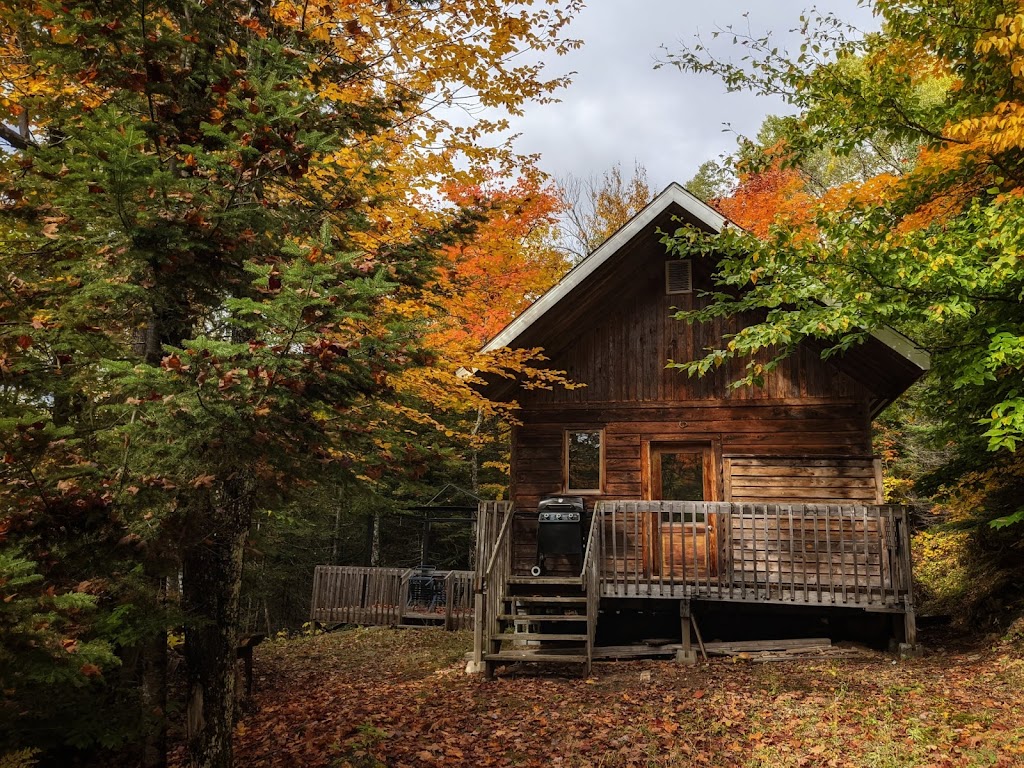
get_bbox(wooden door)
[648,444,717,579]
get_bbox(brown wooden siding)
[517,255,871,407]
[724,456,882,505]
[511,402,874,511]
[506,235,883,530]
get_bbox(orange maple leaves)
[713,165,813,240]
[430,176,568,355]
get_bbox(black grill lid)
[538,496,585,514]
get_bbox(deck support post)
[466,590,485,675]
[899,597,922,658]
[676,599,697,666]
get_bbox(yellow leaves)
[947,101,1024,153]
[30,312,53,330]
[977,13,1024,58]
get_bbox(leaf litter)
[177,626,1024,768]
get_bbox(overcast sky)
[506,1,879,191]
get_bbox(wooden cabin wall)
[724,456,881,505]
[518,261,871,406]
[511,403,876,509]
[505,243,885,576]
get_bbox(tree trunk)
[370,511,381,567]
[182,481,252,768]
[332,493,342,564]
[470,407,484,495]
[141,622,169,768]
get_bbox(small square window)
[565,430,602,493]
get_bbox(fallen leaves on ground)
[174,627,1024,768]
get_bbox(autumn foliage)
[0,1,581,765]
[197,627,1024,768]
[712,164,813,239]
[432,177,568,354]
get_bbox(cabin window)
[665,259,693,295]
[659,451,705,522]
[565,429,603,493]
[649,443,715,522]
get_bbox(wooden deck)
[476,500,914,613]
[471,499,915,674]
[308,500,914,675]
[596,501,913,612]
[309,566,474,630]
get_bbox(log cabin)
[471,182,929,676]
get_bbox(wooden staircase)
[483,576,594,675]
[475,505,601,678]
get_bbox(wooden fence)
[310,566,475,630]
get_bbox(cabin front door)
[647,443,717,580]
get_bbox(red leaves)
[205,629,1024,768]
[161,354,183,371]
[79,663,102,678]
[305,338,348,370]
[218,370,239,390]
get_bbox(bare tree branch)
[0,122,35,151]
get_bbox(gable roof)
[481,182,929,398]
[482,182,726,354]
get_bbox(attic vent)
[665,260,693,295]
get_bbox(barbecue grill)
[532,496,586,576]
[407,565,444,611]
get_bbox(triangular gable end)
[482,182,725,354]
[480,181,929,406]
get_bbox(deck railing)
[580,511,601,671]
[310,566,409,626]
[309,565,475,628]
[596,501,912,611]
[473,501,514,664]
[443,569,475,631]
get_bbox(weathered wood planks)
[510,409,880,511]
[308,566,475,630]
[593,501,912,610]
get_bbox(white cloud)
[505,0,879,189]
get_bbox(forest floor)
[214,626,1024,768]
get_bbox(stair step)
[507,577,582,586]
[507,596,587,604]
[485,652,589,663]
[496,633,587,642]
[499,614,587,622]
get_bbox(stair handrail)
[483,504,516,582]
[581,505,601,675]
[579,504,600,583]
